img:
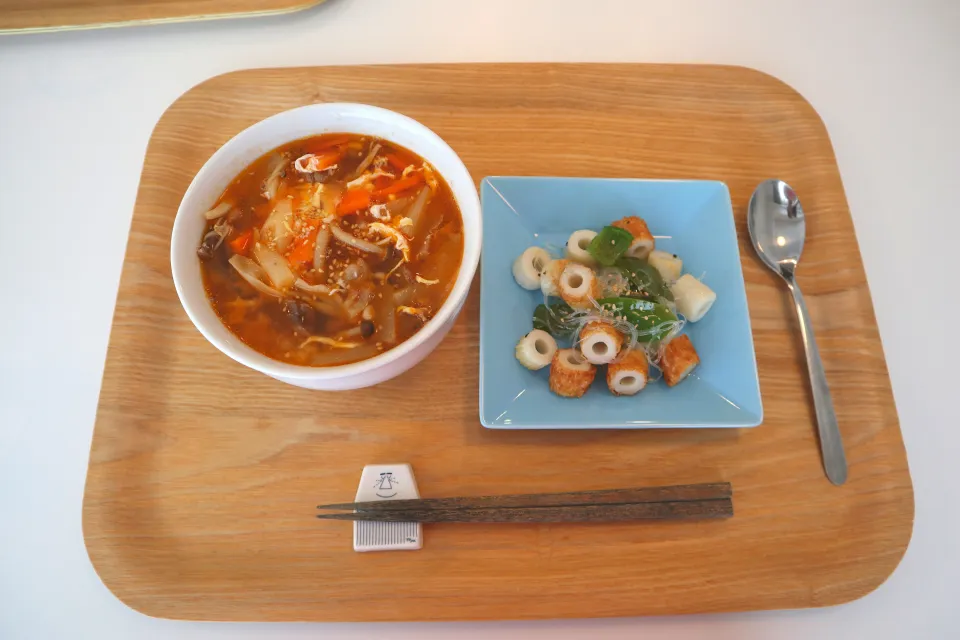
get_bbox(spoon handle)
[784,275,848,485]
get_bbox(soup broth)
[197,134,464,367]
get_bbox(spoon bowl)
[748,179,805,275]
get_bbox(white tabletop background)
[1,0,958,637]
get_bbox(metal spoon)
[747,179,848,485]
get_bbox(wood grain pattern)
[82,64,913,622]
[0,0,324,33]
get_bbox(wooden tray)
[82,63,914,622]
[0,0,324,34]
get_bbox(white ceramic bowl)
[170,103,481,390]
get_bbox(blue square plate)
[479,177,762,429]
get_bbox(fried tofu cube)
[660,334,699,386]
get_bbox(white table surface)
[1,0,958,637]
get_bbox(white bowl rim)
[170,102,481,381]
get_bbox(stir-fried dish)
[196,134,464,367]
[511,216,717,398]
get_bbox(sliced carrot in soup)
[228,230,253,256]
[385,151,415,172]
[337,188,371,215]
[373,173,425,199]
[303,135,351,154]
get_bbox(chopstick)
[315,483,733,523]
[316,482,731,512]
[316,499,733,523]
[317,482,733,511]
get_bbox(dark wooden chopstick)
[316,482,731,513]
[315,498,733,523]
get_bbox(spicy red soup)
[196,134,464,367]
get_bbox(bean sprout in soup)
[196,134,464,367]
